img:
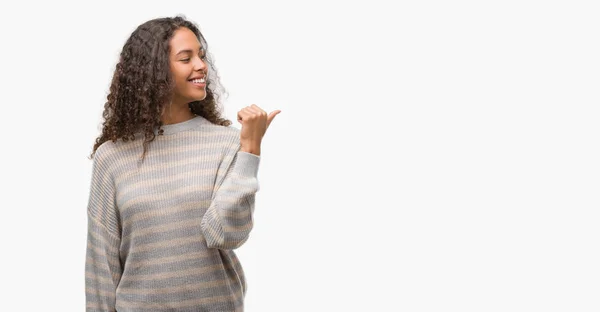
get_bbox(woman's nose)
[194,56,207,71]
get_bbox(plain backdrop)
[0,0,598,311]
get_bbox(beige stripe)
[88,210,120,241]
[123,264,223,281]
[85,271,114,285]
[122,201,209,230]
[129,235,205,254]
[86,256,103,269]
[221,208,251,219]
[88,245,121,269]
[118,167,218,198]
[200,210,223,239]
[216,182,257,194]
[221,250,242,268]
[86,256,122,280]
[126,251,216,270]
[115,153,229,187]
[213,197,248,205]
[85,286,115,298]
[225,222,253,232]
[135,141,230,160]
[120,184,212,213]
[86,301,114,311]
[102,130,235,161]
[122,218,201,244]
[201,226,222,246]
[116,288,242,309]
[117,278,229,295]
[88,225,119,254]
[154,129,237,143]
[87,169,117,222]
[222,251,244,279]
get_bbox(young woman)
[85,15,280,311]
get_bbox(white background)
[0,0,598,311]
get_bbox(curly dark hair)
[90,15,231,161]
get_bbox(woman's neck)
[161,103,196,125]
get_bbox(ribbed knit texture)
[85,115,260,312]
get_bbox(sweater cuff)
[233,151,260,177]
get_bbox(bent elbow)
[206,225,253,250]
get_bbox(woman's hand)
[237,104,281,156]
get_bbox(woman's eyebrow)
[176,48,204,55]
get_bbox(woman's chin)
[189,93,207,102]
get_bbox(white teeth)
[191,78,205,83]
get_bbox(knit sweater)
[85,115,260,312]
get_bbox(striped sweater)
[85,115,260,311]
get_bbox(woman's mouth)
[189,77,206,88]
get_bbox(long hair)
[90,15,231,161]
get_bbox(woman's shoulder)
[198,122,241,144]
[92,140,119,169]
[198,118,239,133]
[94,140,117,160]
[93,138,142,165]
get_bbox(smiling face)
[169,27,208,105]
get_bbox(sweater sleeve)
[85,146,123,312]
[200,140,261,250]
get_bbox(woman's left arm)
[200,146,260,250]
[201,104,278,250]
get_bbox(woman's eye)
[181,58,190,62]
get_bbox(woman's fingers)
[240,105,265,121]
[267,110,281,128]
[247,105,265,117]
[237,109,250,123]
[238,105,280,127]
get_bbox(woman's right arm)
[85,146,122,312]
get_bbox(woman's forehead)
[170,28,202,53]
